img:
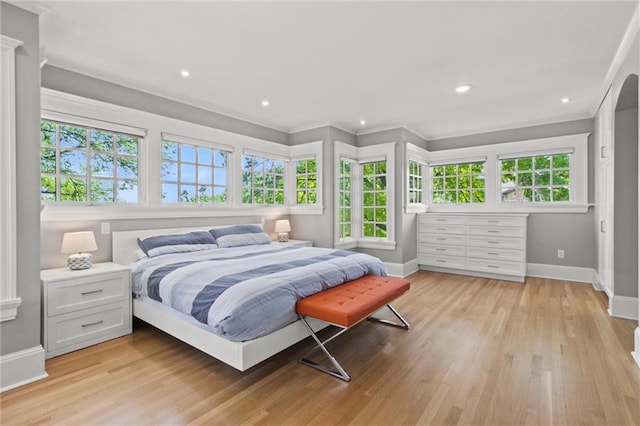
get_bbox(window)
[500,153,571,203]
[408,160,424,204]
[334,141,396,250]
[161,140,228,204]
[295,158,317,204]
[242,155,285,205]
[338,158,353,239]
[40,120,140,203]
[362,161,388,238]
[431,161,485,204]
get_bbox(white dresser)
[417,213,528,282]
[41,263,132,359]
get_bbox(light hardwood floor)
[2,271,639,425]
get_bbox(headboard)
[112,221,264,266]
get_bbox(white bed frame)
[112,225,327,371]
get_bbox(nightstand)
[41,262,132,359]
[275,239,313,247]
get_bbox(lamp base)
[67,253,93,270]
[278,232,290,242]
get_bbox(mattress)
[131,244,386,341]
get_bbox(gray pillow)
[210,224,272,248]
[137,231,217,257]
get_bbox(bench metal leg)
[298,317,351,382]
[367,304,410,329]
[297,304,409,382]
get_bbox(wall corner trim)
[632,327,640,369]
[385,259,419,278]
[0,345,48,393]
[609,295,639,321]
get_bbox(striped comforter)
[131,244,387,341]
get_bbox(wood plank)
[1,272,639,425]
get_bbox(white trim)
[427,203,592,214]
[160,132,234,153]
[0,346,48,393]
[632,327,640,369]
[42,109,146,137]
[609,295,639,321]
[385,259,419,278]
[289,121,355,136]
[0,35,23,322]
[356,123,430,141]
[526,263,595,284]
[4,1,52,17]
[598,3,640,116]
[357,239,397,251]
[591,269,604,292]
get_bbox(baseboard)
[0,345,48,393]
[385,259,419,278]
[609,295,639,320]
[527,263,595,284]
[632,327,640,369]
[591,270,605,292]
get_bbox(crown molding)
[595,3,639,116]
[288,121,356,136]
[356,123,430,141]
[4,1,51,17]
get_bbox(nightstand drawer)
[45,300,131,356]
[47,271,129,317]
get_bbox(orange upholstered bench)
[295,275,410,381]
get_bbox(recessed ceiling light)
[180,70,190,78]
[261,99,270,108]
[561,97,570,104]
[360,120,366,126]
[455,84,472,93]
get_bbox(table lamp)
[61,231,98,270]
[274,220,291,242]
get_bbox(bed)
[112,224,387,371]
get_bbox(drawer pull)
[488,252,500,256]
[436,248,446,252]
[436,228,446,231]
[488,265,500,269]
[81,320,104,328]
[436,219,446,222]
[488,241,500,244]
[488,220,499,223]
[436,238,446,241]
[81,289,104,296]
[436,259,446,263]
[488,230,500,233]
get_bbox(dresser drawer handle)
[488,220,499,223]
[436,259,446,263]
[488,252,500,256]
[436,219,446,222]
[436,238,446,241]
[81,289,104,296]
[488,230,500,233]
[488,265,500,269]
[81,320,104,328]
[436,248,446,252]
[488,241,500,244]
[436,228,446,231]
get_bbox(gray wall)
[428,119,597,268]
[1,3,41,355]
[613,107,638,297]
[42,65,289,145]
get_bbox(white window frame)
[40,116,145,205]
[405,142,429,214]
[40,89,323,220]
[425,133,590,213]
[429,158,487,205]
[1,35,23,321]
[160,132,233,206]
[240,152,287,206]
[334,141,396,250]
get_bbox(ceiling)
[27,1,639,139]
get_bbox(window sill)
[405,204,428,214]
[426,203,593,214]
[333,239,396,251]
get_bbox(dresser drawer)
[45,300,131,354]
[419,233,466,246]
[47,271,130,317]
[467,226,524,238]
[467,216,525,228]
[418,254,466,269]
[418,215,466,226]
[423,224,466,235]
[465,258,526,276]
[466,246,525,262]
[418,244,466,257]
[466,235,525,250]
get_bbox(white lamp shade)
[274,220,291,233]
[61,231,98,254]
